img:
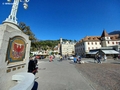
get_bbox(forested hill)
[37,39,77,51]
[109,31,120,35]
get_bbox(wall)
[0,23,31,90]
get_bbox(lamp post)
[3,0,29,25]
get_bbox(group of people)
[74,55,82,64]
[59,55,68,61]
[94,54,108,63]
[28,56,38,75]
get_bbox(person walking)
[94,55,97,63]
[60,55,63,61]
[65,55,67,60]
[28,57,37,75]
[74,56,77,63]
[53,55,55,60]
[77,55,81,64]
[97,55,101,63]
[49,55,53,62]
[104,54,107,61]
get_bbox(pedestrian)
[97,55,101,63]
[60,55,63,61]
[49,55,53,62]
[53,55,55,60]
[65,55,67,60]
[77,55,81,64]
[94,55,97,63]
[28,57,37,75]
[113,54,117,60]
[34,57,38,71]
[104,54,107,61]
[74,56,77,63]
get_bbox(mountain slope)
[109,31,120,35]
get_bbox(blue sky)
[0,0,120,41]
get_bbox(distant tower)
[60,38,63,55]
[101,29,111,47]
[60,38,63,44]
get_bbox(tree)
[19,22,36,42]
[18,22,37,51]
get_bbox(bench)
[10,72,35,90]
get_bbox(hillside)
[109,30,120,35]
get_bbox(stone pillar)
[0,23,31,90]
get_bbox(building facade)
[60,38,76,56]
[75,30,120,57]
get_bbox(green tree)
[19,22,36,41]
[18,22,38,51]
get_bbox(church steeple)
[101,29,109,37]
[101,29,111,47]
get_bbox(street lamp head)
[4,0,29,25]
[23,3,28,9]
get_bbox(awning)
[102,50,119,54]
[87,51,98,54]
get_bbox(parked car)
[68,56,74,60]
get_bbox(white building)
[75,30,120,57]
[60,38,76,56]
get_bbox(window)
[92,42,93,45]
[95,42,97,45]
[92,47,94,49]
[88,47,90,50]
[88,42,89,45]
[112,42,114,44]
[116,42,118,44]
[83,47,84,50]
[108,41,110,44]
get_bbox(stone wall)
[0,23,31,90]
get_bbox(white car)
[68,56,74,60]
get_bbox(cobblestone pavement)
[75,59,120,90]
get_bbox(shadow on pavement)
[111,62,120,64]
[57,60,63,62]
[69,61,76,64]
[86,61,94,63]
[32,81,38,90]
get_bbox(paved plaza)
[35,58,94,90]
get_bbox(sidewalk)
[35,58,94,90]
